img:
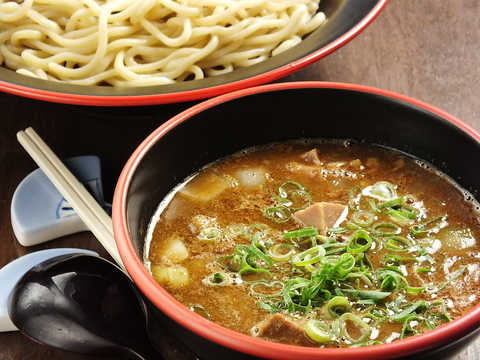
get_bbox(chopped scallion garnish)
[352,210,375,227]
[326,296,351,317]
[205,180,468,347]
[305,320,334,343]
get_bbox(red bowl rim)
[0,1,389,107]
[112,81,480,359]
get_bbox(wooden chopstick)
[17,127,125,270]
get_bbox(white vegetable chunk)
[438,227,476,251]
[235,168,267,189]
[179,173,230,201]
[164,238,189,263]
[151,265,190,287]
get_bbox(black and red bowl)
[0,1,388,107]
[112,82,480,359]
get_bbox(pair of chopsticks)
[17,127,125,270]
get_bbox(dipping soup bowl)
[112,82,480,359]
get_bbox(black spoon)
[8,253,164,360]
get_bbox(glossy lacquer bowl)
[0,1,388,107]
[112,82,480,360]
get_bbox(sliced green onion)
[378,269,407,292]
[290,190,312,211]
[359,252,374,272]
[391,300,428,322]
[327,227,349,234]
[204,272,230,286]
[198,227,222,241]
[388,204,417,221]
[341,289,391,300]
[250,238,274,267]
[315,235,330,244]
[225,254,242,272]
[345,272,374,288]
[250,281,284,297]
[369,306,389,320]
[257,301,284,314]
[411,215,447,236]
[425,301,452,329]
[426,313,450,330]
[284,227,319,238]
[369,181,397,200]
[437,265,467,292]
[406,286,426,294]
[278,180,305,198]
[224,224,245,238]
[400,315,423,339]
[326,296,351,318]
[382,254,402,267]
[264,206,292,223]
[349,186,363,211]
[238,267,274,282]
[347,222,362,230]
[319,255,341,271]
[276,181,312,210]
[322,241,348,255]
[384,236,413,252]
[368,199,381,214]
[377,196,404,209]
[347,230,373,254]
[282,277,314,313]
[373,222,400,236]
[352,210,375,227]
[338,313,371,344]
[215,254,234,270]
[292,245,326,267]
[305,320,334,343]
[333,253,356,277]
[284,227,318,250]
[382,254,417,268]
[268,243,296,262]
[233,246,255,270]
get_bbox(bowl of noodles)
[0,0,388,106]
[112,82,480,360]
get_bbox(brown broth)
[145,139,480,347]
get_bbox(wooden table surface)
[0,0,479,359]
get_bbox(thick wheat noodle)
[0,0,326,86]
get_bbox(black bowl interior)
[0,0,385,102]
[126,86,480,257]
[123,86,480,360]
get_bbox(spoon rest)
[0,248,98,332]
[11,155,111,247]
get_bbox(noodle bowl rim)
[0,0,389,107]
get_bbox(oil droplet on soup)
[145,139,480,348]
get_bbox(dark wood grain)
[0,0,479,359]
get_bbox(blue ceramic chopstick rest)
[1,155,109,331]
[10,155,111,246]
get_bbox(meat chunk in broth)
[294,202,348,234]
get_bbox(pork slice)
[300,149,321,165]
[294,202,348,234]
[285,149,323,179]
[257,313,314,347]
